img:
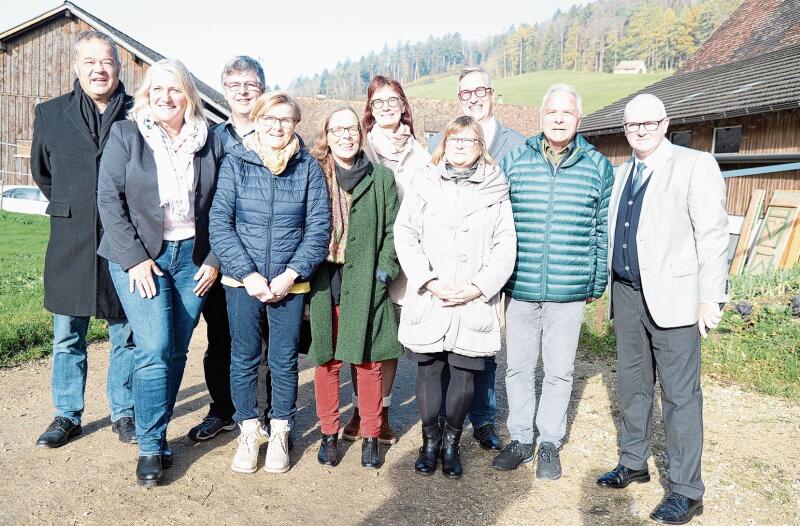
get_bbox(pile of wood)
[730,190,800,275]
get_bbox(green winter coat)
[307,162,403,365]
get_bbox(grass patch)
[579,266,800,400]
[0,211,107,367]
[405,70,669,114]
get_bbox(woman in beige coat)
[394,116,516,478]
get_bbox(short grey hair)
[74,30,120,67]
[457,67,493,91]
[542,84,583,115]
[221,56,265,89]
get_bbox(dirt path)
[1,321,798,525]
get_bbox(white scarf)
[368,124,412,163]
[136,115,207,221]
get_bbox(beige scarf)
[368,124,412,163]
[244,132,300,175]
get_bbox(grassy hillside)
[405,70,669,114]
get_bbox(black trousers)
[416,354,475,429]
[202,281,270,424]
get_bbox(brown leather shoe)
[378,406,398,445]
[342,408,361,441]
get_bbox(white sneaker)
[263,419,290,473]
[231,419,261,473]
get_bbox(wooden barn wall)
[0,16,150,187]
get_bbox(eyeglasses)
[258,115,296,129]
[369,97,401,110]
[623,118,667,133]
[458,87,492,101]
[445,137,479,148]
[224,81,262,93]
[327,126,360,137]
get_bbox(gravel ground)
[1,320,798,525]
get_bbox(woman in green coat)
[308,106,402,469]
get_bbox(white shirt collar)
[481,116,498,148]
[633,138,671,178]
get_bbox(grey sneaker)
[536,442,562,480]
[492,440,534,471]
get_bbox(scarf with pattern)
[244,132,300,175]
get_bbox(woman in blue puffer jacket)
[209,92,330,475]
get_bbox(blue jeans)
[225,286,303,426]
[52,315,135,424]
[108,239,207,456]
[440,356,497,428]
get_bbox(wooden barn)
[578,0,800,218]
[0,1,229,187]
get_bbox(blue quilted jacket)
[209,137,331,283]
[501,133,614,302]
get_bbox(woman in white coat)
[394,116,516,478]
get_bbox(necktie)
[631,162,647,194]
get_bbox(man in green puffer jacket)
[492,84,614,480]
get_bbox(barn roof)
[0,1,230,122]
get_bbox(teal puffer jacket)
[501,133,614,302]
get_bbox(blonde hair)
[310,106,364,180]
[128,59,205,127]
[250,92,302,122]
[431,116,494,165]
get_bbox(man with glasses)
[492,84,613,481]
[596,94,728,525]
[428,67,526,452]
[187,56,273,443]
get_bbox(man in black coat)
[31,31,136,448]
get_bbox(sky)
[1,0,589,89]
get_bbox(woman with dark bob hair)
[394,116,516,478]
[209,92,330,475]
[307,105,402,468]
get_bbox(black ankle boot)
[136,455,163,487]
[317,433,339,466]
[440,424,463,478]
[414,423,442,475]
[361,437,381,468]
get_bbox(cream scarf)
[368,123,412,163]
[244,132,300,175]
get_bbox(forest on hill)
[287,0,741,100]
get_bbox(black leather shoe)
[161,440,173,470]
[596,464,651,489]
[492,440,534,471]
[361,437,381,468]
[317,433,338,466]
[650,492,703,525]
[136,455,163,487]
[440,424,463,479]
[111,417,137,444]
[36,417,82,448]
[414,423,442,475]
[472,423,502,451]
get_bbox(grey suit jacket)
[429,119,526,163]
[608,141,729,327]
[97,120,224,271]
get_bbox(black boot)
[414,423,442,475]
[136,455,163,487]
[440,424,463,479]
[317,433,338,466]
[361,437,381,468]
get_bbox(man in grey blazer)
[596,94,728,525]
[428,66,526,451]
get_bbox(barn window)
[712,126,742,154]
[670,131,692,148]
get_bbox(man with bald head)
[596,94,728,525]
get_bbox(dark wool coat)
[30,88,132,319]
[307,163,403,366]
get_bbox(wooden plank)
[746,191,800,274]
[729,189,765,274]
[781,212,800,268]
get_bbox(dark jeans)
[418,355,475,429]
[440,356,497,427]
[202,281,271,423]
[226,287,303,426]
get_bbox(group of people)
[31,30,729,526]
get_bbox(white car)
[1,185,49,215]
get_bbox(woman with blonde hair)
[209,92,330,475]
[394,115,516,478]
[307,106,401,468]
[98,59,223,486]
